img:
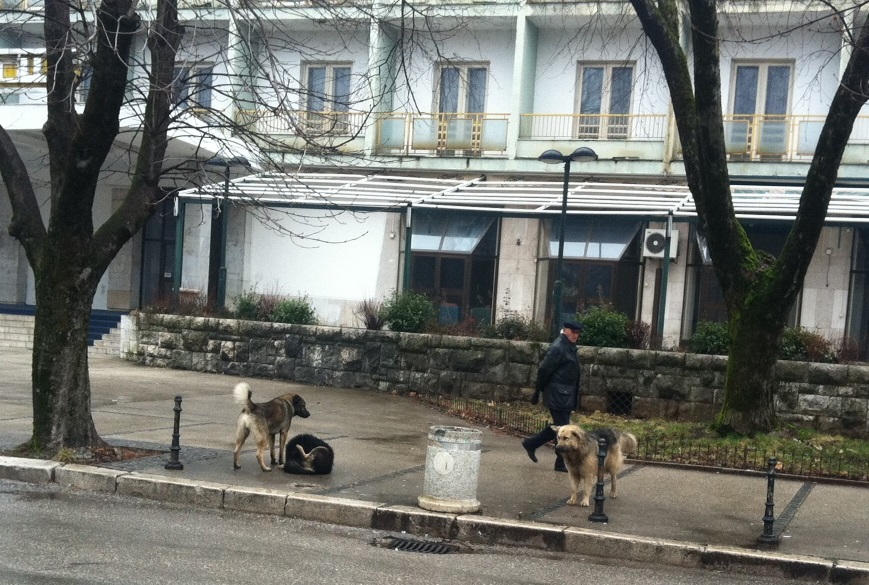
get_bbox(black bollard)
[165,395,184,471]
[588,436,609,523]
[757,457,779,545]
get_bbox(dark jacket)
[535,333,580,411]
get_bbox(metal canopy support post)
[655,212,674,343]
[403,203,413,292]
[172,197,186,310]
[217,166,230,309]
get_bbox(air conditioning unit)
[643,228,679,259]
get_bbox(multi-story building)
[1,0,868,357]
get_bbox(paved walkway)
[1,348,867,581]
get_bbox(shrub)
[626,320,651,350]
[578,305,630,348]
[688,321,730,355]
[270,297,318,325]
[779,327,836,363]
[381,291,435,333]
[353,298,386,330]
[233,290,260,320]
[480,313,550,341]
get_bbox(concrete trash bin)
[417,425,482,513]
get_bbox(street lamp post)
[204,156,249,310]
[538,146,598,338]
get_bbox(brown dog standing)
[232,382,310,471]
[553,425,637,506]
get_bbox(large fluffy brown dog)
[232,382,310,472]
[553,425,637,506]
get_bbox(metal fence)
[415,392,869,483]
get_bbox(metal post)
[552,159,571,338]
[588,436,608,523]
[165,395,184,470]
[172,198,186,311]
[217,163,230,309]
[655,212,673,343]
[757,457,779,545]
[402,203,413,292]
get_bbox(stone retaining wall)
[121,313,869,437]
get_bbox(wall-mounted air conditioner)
[643,228,679,259]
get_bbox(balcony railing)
[721,114,869,161]
[238,109,367,138]
[519,113,668,141]
[375,112,509,156]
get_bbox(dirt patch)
[1,445,165,465]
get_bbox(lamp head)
[538,149,567,164]
[569,146,598,163]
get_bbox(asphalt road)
[0,480,826,585]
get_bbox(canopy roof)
[176,173,869,224]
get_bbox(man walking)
[521,320,583,472]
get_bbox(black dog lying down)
[283,433,334,475]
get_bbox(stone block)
[0,457,59,483]
[55,464,126,493]
[564,528,704,568]
[116,473,226,508]
[285,493,381,528]
[223,486,288,516]
[371,505,458,539]
[455,515,566,550]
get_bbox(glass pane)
[333,66,351,112]
[411,255,436,289]
[190,67,212,109]
[467,67,487,113]
[580,67,603,114]
[609,67,633,114]
[411,213,448,251]
[550,219,640,260]
[733,66,759,115]
[439,68,460,113]
[307,67,326,112]
[584,264,613,300]
[764,66,790,115]
[441,216,493,253]
[440,257,465,289]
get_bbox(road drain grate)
[385,537,459,554]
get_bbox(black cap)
[563,320,584,332]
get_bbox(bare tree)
[628,0,869,433]
[0,0,459,453]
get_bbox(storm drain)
[384,537,459,554]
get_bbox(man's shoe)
[554,463,568,473]
[521,440,538,463]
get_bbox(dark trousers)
[524,409,572,466]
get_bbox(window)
[436,63,487,115]
[303,62,351,134]
[432,63,488,152]
[1,56,18,79]
[727,62,792,157]
[545,218,642,321]
[410,212,498,325]
[847,228,869,361]
[575,62,633,139]
[172,64,213,110]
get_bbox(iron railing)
[415,392,869,483]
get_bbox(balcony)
[517,112,667,161]
[374,112,509,157]
[237,108,367,152]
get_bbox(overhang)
[175,173,869,224]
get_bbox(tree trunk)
[714,293,785,434]
[29,256,105,452]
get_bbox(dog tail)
[233,382,253,410]
[618,431,638,457]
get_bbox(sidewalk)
[1,347,867,582]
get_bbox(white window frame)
[726,60,794,157]
[301,61,352,134]
[433,61,488,115]
[574,61,634,140]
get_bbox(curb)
[2,457,867,583]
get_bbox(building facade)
[1,0,868,357]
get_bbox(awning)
[549,219,641,260]
[176,173,869,224]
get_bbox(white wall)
[242,208,392,325]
